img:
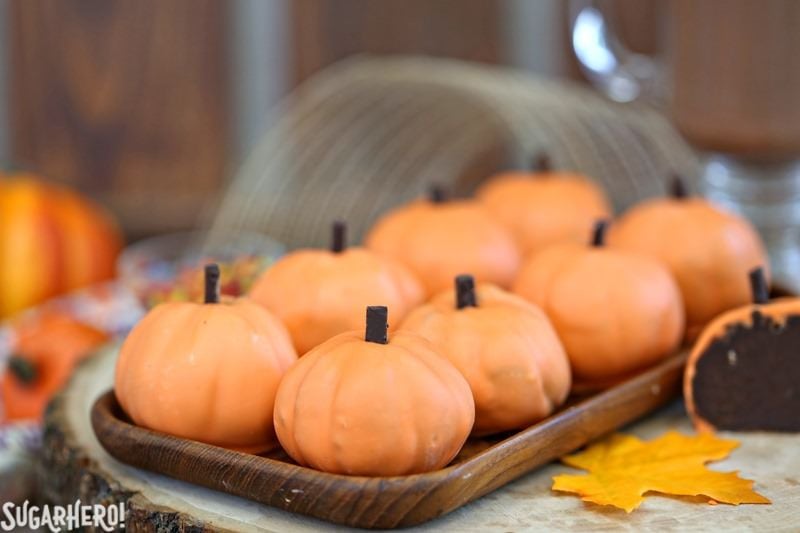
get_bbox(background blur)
[0,0,657,240]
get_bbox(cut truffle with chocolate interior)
[690,310,800,432]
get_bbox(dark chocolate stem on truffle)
[8,355,36,385]
[429,185,446,204]
[204,263,221,304]
[456,274,478,309]
[533,152,551,173]
[670,175,689,199]
[331,220,347,253]
[749,266,769,305]
[591,219,609,247]
[365,306,389,344]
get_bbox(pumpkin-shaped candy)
[115,265,297,452]
[476,155,612,256]
[401,275,571,435]
[1,312,108,422]
[250,222,424,354]
[513,221,685,388]
[274,306,475,476]
[608,177,769,339]
[685,267,800,433]
[365,188,521,296]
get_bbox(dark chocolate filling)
[692,310,800,431]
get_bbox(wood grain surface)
[91,352,686,529]
[8,0,230,237]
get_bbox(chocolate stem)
[8,356,36,385]
[455,274,477,309]
[365,306,388,344]
[204,263,221,304]
[670,175,689,199]
[533,152,551,173]
[429,185,446,204]
[749,267,769,305]
[591,219,609,247]
[331,221,346,253]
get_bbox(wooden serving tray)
[92,351,686,529]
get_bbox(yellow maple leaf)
[552,431,770,512]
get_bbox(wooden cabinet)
[6,0,502,238]
[8,0,230,238]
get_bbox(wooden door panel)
[8,0,229,237]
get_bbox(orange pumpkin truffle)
[476,155,612,256]
[365,188,521,296]
[513,221,684,387]
[250,221,424,354]
[608,177,769,339]
[274,306,475,476]
[401,275,571,435]
[685,267,800,433]
[115,265,297,452]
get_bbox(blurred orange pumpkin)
[0,174,123,318]
[608,178,769,340]
[250,221,424,354]
[513,220,684,388]
[1,310,108,422]
[365,188,520,296]
[476,155,612,256]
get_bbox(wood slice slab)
[38,344,800,531]
[37,342,676,530]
